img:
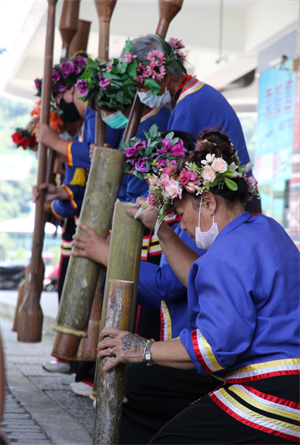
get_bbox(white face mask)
[137,87,171,109]
[195,197,219,250]
[59,131,79,142]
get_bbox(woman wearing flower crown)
[97,130,300,444]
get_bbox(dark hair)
[161,130,196,153]
[184,129,250,205]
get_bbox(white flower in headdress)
[211,157,228,173]
[202,165,216,183]
[229,162,238,171]
[201,153,215,165]
[244,162,253,173]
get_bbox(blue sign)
[255,62,296,185]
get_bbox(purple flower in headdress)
[74,56,87,68]
[52,69,60,83]
[98,73,111,90]
[157,138,171,154]
[60,61,75,78]
[76,79,88,97]
[135,157,149,172]
[34,78,42,90]
[74,65,82,75]
[125,141,146,158]
[54,81,68,93]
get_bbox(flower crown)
[11,100,63,150]
[120,123,196,179]
[34,55,88,98]
[123,35,187,95]
[77,57,137,110]
[135,138,260,234]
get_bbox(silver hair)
[120,34,183,79]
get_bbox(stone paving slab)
[6,360,93,445]
[29,375,70,392]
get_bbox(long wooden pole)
[69,19,91,57]
[122,0,184,143]
[17,0,58,343]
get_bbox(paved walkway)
[0,290,94,445]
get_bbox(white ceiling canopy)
[1,0,298,107]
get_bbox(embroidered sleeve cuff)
[61,185,77,210]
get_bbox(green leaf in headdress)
[224,177,238,191]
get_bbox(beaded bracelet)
[142,338,155,366]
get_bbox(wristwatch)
[142,339,155,366]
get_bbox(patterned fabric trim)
[224,359,300,384]
[61,239,72,257]
[141,108,160,122]
[70,168,86,187]
[160,301,172,341]
[192,329,224,374]
[210,385,300,443]
[66,142,73,167]
[50,202,64,221]
[61,185,77,210]
[177,79,205,105]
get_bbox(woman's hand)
[32,183,68,202]
[36,123,60,148]
[97,327,147,371]
[90,143,111,161]
[126,197,158,231]
[71,222,110,266]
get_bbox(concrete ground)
[0,290,94,445]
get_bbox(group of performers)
[29,34,299,444]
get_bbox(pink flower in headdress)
[179,170,192,185]
[147,192,159,208]
[147,50,165,64]
[147,62,166,81]
[52,69,60,83]
[174,49,186,64]
[164,164,178,176]
[107,63,113,73]
[74,56,87,68]
[76,79,88,97]
[148,175,159,189]
[168,37,185,50]
[185,181,199,193]
[136,63,148,83]
[124,52,137,64]
[164,178,182,199]
[99,77,111,90]
[54,81,68,93]
[60,61,75,78]
[135,157,149,172]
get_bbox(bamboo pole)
[17,0,58,343]
[52,146,124,337]
[93,280,134,445]
[51,5,94,362]
[91,202,143,420]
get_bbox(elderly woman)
[97,130,300,444]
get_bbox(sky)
[0,0,34,62]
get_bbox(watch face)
[146,352,151,360]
